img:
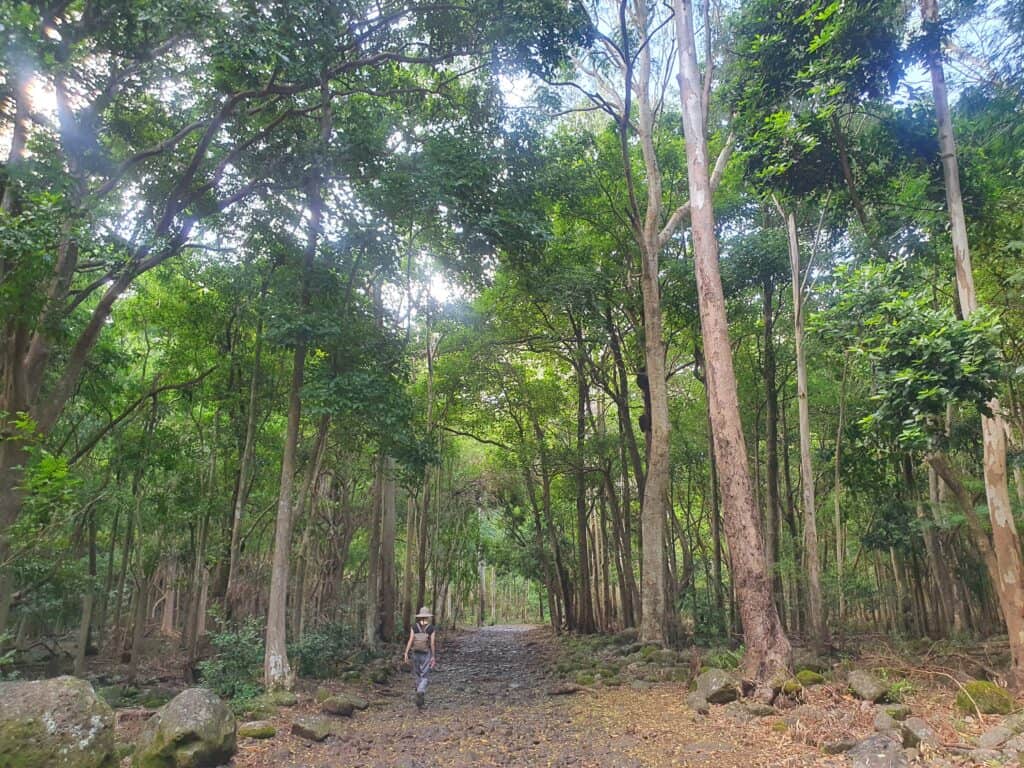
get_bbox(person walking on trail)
[404,606,437,709]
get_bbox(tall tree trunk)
[293,416,329,641]
[265,77,330,690]
[402,495,417,633]
[921,0,1024,688]
[674,0,791,682]
[160,558,177,637]
[834,355,847,624]
[379,457,397,640]
[364,456,384,648]
[777,203,826,652]
[761,278,786,627]
[573,328,595,633]
[226,319,263,614]
[74,508,98,676]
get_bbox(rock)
[695,668,739,704]
[685,692,710,715]
[0,676,115,768]
[976,725,1013,749]
[792,651,829,673]
[780,678,803,696]
[955,680,1014,714]
[321,696,355,717]
[847,733,908,768]
[97,684,132,709]
[547,683,582,696]
[630,679,652,691]
[239,721,276,739]
[881,704,911,721]
[796,670,825,686]
[745,703,776,717]
[821,736,859,754]
[314,688,332,703]
[899,717,938,749]
[848,670,888,703]
[291,717,334,742]
[132,687,236,768]
[139,687,176,709]
[262,689,298,707]
[968,748,1002,763]
[1006,713,1024,733]
[873,710,897,732]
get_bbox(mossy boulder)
[694,668,739,704]
[321,696,356,717]
[132,688,236,768]
[795,670,825,687]
[955,681,1014,715]
[0,676,116,768]
[261,689,297,707]
[781,678,803,696]
[238,721,276,739]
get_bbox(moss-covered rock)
[795,670,825,686]
[0,676,115,768]
[955,681,1014,715]
[781,678,803,696]
[238,721,276,739]
[694,668,739,704]
[574,672,596,686]
[261,689,297,707]
[132,688,236,768]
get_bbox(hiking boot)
[415,691,425,709]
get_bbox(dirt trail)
[234,625,839,767]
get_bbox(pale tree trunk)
[674,0,791,684]
[776,203,825,651]
[761,280,786,625]
[379,457,397,640]
[226,319,263,614]
[921,0,1024,688]
[265,79,330,690]
[160,558,177,636]
[834,356,847,624]
[402,496,417,633]
[293,416,328,641]
[364,456,384,649]
[573,325,595,633]
[73,509,98,677]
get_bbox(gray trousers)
[412,651,431,694]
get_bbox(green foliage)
[955,680,1014,714]
[196,618,265,707]
[289,623,361,680]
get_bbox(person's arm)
[429,629,437,668]
[403,628,414,663]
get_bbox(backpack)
[412,623,432,653]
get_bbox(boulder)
[694,668,739,704]
[848,670,887,703]
[881,704,911,721]
[821,736,858,754]
[261,689,298,707]
[873,710,897,733]
[321,696,355,717]
[899,717,938,749]
[792,651,829,674]
[955,680,1014,715]
[685,692,710,715]
[848,733,908,768]
[795,670,825,687]
[0,676,115,768]
[547,682,583,696]
[976,725,1013,749]
[132,688,236,768]
[291,717,333,742]
[238,721,276,739]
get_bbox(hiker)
[403,606,437,709]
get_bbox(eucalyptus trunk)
[921,0,1024,688]
[674,0,791,683]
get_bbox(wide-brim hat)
[415,606,433,618]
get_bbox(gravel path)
[232,625,839,768]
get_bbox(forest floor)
[228,625,862,768]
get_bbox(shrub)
[197,617,264,709]
[289,623,360,679]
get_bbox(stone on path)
[321,695,356,717]
[0,675,115,768]
[847,670,887,703]
[976,725,1013,749]
[132,687,236,768]
[899,717,938,749]
[847,733,908,768]
[694,668,739,704]
[291,716,335,742]
[685,692,710,715]
[238,721,276,739]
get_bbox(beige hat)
[415,606,433,619]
